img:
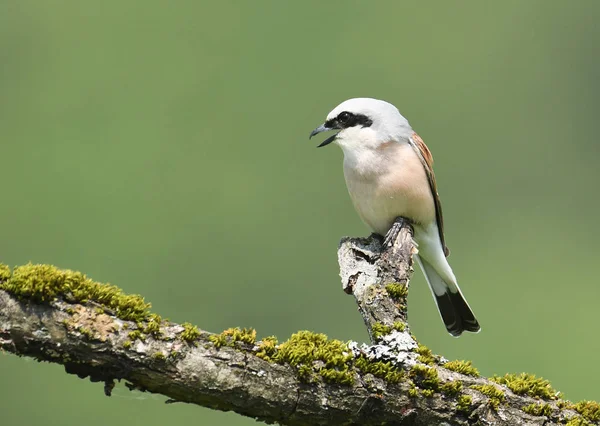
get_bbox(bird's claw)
[383,217,410,248]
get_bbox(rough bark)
[0,219,593,425]
[339,217,417,343]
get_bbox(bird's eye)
[338,111,351,124]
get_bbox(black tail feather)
[435,291,481,337]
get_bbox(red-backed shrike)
[310,98,480,337]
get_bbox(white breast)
[342,141,436,236]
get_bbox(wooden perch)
[0,218,597,425]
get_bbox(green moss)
[225,327,256,344]
[297,364,313,382]
[256,336,278,361]
[0,263,152,322]
[415,343,435,365]
[411,364,440,391]
[491,373,558,400]
[522,402,553,417]
[561,400,600,424]
[0,263,11,281]
[371,322,392,340]
[456,395,472,413]
[209,332,228,348]
[143,313,163,337]
[422,389,435,397]
[370,321,406,340]
[275,332,323,366]
[392,321,406,332]
[441,380,463,396]
[355,357,404,383]
[128,330,145,341]
[566,416,591,426]
[78,327,94,339]
[181,322,201,343]
[262,331,355,385]
[273,331,350,368]
[444,360,479,377]
[470,384,505,410]
[209,327,256,348]
[122,340,132,349]
[572,400,600,422]
[385,283,408,301]
[408,383,419,397]
[319,368,354,385]
[152,352,166,360]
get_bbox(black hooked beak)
[309,124,338,148]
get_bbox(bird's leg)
[382,217,412,248]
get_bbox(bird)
[309,97,480,337]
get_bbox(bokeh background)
[1,1,600,424]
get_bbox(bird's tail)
[415,255,480,337]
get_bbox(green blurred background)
[1,1,599,424]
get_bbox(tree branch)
[0,219,596,425]
[339,217,416,345]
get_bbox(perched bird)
[309,98,480,337]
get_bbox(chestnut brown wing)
[409,132,450,257]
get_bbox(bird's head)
[309,98,413,151]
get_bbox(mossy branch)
[0,220,598,425]
[338,219,416,345]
